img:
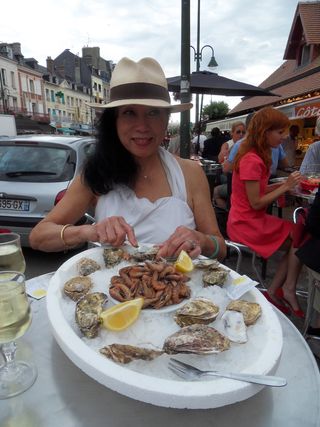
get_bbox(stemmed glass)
[0,233,26,273]
[0,271,37,398]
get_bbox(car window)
[0,145,75,182]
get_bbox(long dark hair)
[83,108,138,195]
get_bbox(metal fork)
[168,358,287,387]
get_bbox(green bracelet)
[208,235,220,259]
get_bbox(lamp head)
[207,56,218,67]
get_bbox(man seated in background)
[299,116,320,176]
[281,124,299,168]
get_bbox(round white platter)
[46,247,283,409]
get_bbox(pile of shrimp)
[109,261,191,309]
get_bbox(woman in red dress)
[227,107,304,317]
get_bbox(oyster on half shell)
[226,300,261,326]
[100,344,164,364]
[202,265,229,287]
[77,257,101,276]
[103,247,128,268]
[63,276,93,301]
[130,246,159,262]
[75,292,108,338]
[221,310,248,343]
[174,298,219,327]
[163,324,230,354]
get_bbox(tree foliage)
[202,101,229,120]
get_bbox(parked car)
[0,135,96,246]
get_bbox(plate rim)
[46,246,283,409]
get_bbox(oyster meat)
[63,276,93,301]
[75,292,108,338]
[221,310,248,343]
[163,324,230,354]
[130,246,159,262]
[174,298,219,327]
[100,344,164,364]
[77,257,101,276]
[202,265,229,287]
[226,300,261,326]
[103,247,129,268]
[194,259,220,269]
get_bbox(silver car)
[0,135,96,246]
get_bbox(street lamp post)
[190,0,218,126]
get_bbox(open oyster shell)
[77,257,101,276]
[202,265,229,287]
[163,324,230,354]
[226,300,261,326]
[174,298,219,327]
[63,276,93,301]
[130,246,159,262]
[75,292,108,338]
[194,259,220,269]
[103,247,128,268]
[221,310,248,343]
[100,344,164,364]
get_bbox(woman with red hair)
[227,107,304,317]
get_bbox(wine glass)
[0,271,37,399]
[0,233,26,273]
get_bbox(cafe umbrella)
[167,70,278,158]
[167,70,277,97]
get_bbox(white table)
[0,278,319,427]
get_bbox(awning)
[15,117,55,134]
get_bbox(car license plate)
[0,199,30,211]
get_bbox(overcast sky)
[2,0,299,119]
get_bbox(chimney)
[56,64,65,78]
[46,56,54,74]
[75,56,81,84]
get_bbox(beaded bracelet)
[207,235,220,259]
[60,224,72,251]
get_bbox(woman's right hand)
[94,216,138,247]
[284,170,301,190]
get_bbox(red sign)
[295,102,320,118]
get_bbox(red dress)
[227,151,293,258]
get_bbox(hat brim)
[86,99,192,113]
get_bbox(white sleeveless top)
[95,147,196,244]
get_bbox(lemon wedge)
[100,298,144,331]
[174,250,194,273]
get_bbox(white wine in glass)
[0,271,37,399]
[0,233,26,273]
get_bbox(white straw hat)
[88,57,192,113]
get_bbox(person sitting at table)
[218,121,246,164]
[213,122,246,209]
[227,107,304,317]
[296,184,320,335]
[281,124,299,168]
[202,127,225,162]
[29,57,226,261]
[214,134,289,209]
[299,116,320,176]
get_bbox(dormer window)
[299,44,311,67]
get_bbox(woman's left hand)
[156,226,201,259]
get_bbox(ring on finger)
[187,239,197,250]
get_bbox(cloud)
[2,0,299,113]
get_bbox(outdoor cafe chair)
[302,267,320,341]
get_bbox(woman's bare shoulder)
[176,157,203,175]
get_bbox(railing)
[0,107,50,123]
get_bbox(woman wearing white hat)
[30,57,226,260]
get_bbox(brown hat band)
[110,82,171,103]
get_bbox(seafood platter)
[46,246,283,409]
